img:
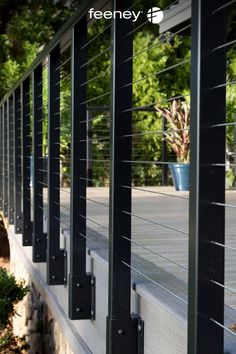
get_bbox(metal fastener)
[138,324,142,333]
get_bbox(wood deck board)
[46,186,236,311]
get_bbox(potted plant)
[156,100,190,191]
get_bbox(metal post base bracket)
[22,220,33,246]
[68,273,95,320]
[32,232,47,263]
[47,249,66,285]
[15,214,22,234]
[107,314,144,354]
[9,209,14,225]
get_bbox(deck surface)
[54,186,236,313]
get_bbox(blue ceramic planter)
[169,163,189,191]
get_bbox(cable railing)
[0,1,235,354]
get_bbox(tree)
[0,0,75,99]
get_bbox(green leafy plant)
[0,267,29,328]
[0,325,30,352]
[156,100,190,163]
[0,331,11,347]
[226,168,235,188]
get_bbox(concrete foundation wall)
[8,225,187,354]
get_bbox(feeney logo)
[147,7,164,24]
[88,7,164,24]
[88,8,142,22]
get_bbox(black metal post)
[68,18,95,320]
[3,101,8,218]
[22,78,32,245]
[32,65,47,262]
[47,45,65,285]
[162,116,168,186]
[14,88,22,233]
[8,96,14,224]
[188,1,227,353]
[107,1,144,353]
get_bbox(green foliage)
[0,1,74,99]
[0,57,21,95]
[132,32,191,105]
[0,267,29,328]
[0,332,11,347]
[226,168,235,188]
[90,114,110,187]
[60,66,71,183]
[130,31,190,183]
[87,19,111,103]
[226,47,236,152]
[82,27,191,185]
[0,326,30,352]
